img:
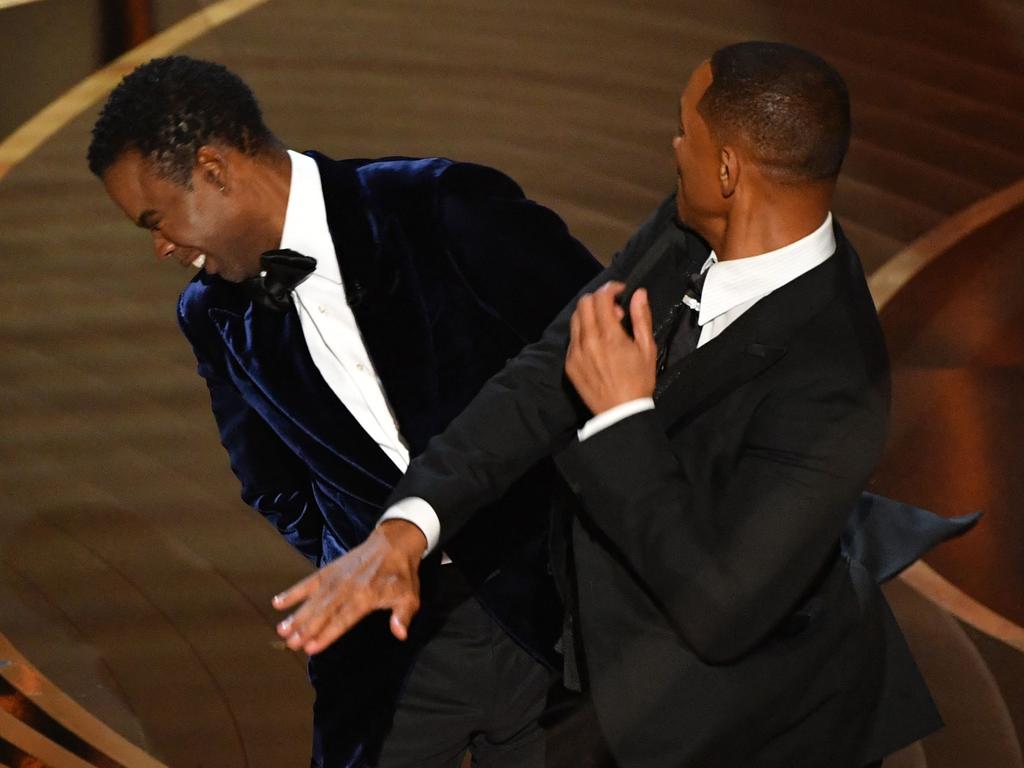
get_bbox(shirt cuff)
[577,398,655,441]
[378,497,440,556]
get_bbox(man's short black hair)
[700,41,851,183]
[87,55,277,184]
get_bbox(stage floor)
[1,1,1023,766]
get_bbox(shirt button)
[356,363,366,372]
[318,305,326,314]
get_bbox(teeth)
[191,253,206,269]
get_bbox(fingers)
[574,282,626,344]
[569,295,584,349]
[272,572,317,611]
[270,531,425,654]
[389,590,422,641]
[298,605,361,655]
[274,569,338,651]
[278,576,393,653]
[593,281,626,332]
[574,292,596,344]
[630,288,656,359]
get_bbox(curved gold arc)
[0,633,170,767]
[898,561,1024,654]
[0,0,44,9]
[0,0,45,9]
[0,0,1020,710]
[0,0,271,183]
[870,179,1024,653]
[869,177,1024,311]
[0,4,271,758]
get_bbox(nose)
[152,231,175,261]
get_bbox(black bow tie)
[243,249,317,312]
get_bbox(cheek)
[673,140,685,172]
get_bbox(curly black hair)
[700,42,851,183]
[87,55,278,185]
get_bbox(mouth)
[170,247,206,270]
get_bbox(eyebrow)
[136,209,159,229]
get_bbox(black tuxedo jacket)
[391,196,943,767]
[176,153,600,766]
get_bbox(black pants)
[371,566,557,768]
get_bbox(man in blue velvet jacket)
[88,56,601,768]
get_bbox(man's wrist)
[377,496,441,555]
[378,518,428,560]
[578,397,655,441]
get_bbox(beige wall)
[0,0,199,140]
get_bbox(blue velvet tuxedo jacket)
[176,153,600,765]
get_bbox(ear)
[718,145,739,198]
[195,145,229,193]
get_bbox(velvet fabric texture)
[176,154,601,766]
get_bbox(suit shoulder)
[436,161,526,200]
[355,156,456,196]
[356,156,526,200]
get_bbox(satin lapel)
[208,303,402,491]
[312,152,442,456]
[653,239,849,431]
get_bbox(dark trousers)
[371,566,557,768]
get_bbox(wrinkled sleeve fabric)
[386,193,683,547]
[555,341,889,663]
[177,286,324,563]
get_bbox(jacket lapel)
[649,229,851,431]
[312,153,442,456]
[209,301,402,493]
[653,321,786,430]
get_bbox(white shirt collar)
[279,149,342,285]
[697,213,835,326]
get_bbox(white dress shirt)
[387,213,837,554]
[283,151,443,554]
[577,213,836,440]
[284,150,411,471]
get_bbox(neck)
[243,148,293,251]
[711,180,832,261]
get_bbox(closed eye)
[137,209,161,230]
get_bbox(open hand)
[272,519,427,654]
[565,281,656,414]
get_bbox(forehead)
[681,61,713,117]
[102,151,179,220]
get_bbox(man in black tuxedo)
[275,43,945,766]
[88,56,603,767]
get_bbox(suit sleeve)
[388,193,681,544]
[555,342,890,663]
[177,288,324,564]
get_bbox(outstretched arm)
[272,193,685,653]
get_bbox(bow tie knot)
[244,249,317,312]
